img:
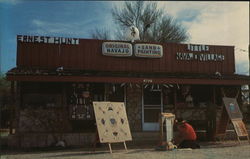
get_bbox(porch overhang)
[6,74,250,85]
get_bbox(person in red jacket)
[174,118,200,149]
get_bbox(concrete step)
[132,132,159,140]
[131,132,160,146]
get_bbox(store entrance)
[142,87,162,131]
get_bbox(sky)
[0,0,249,75]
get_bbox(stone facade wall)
[165,108,207,121]
[19,108,71,133]
[126,85,142,131]
[8,133,95,148]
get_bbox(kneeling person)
[174,119,200,149]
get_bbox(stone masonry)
[126,84,142,131]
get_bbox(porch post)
[9,81,15,134]
[211,86,217,141]
[15,82,21,134]
[15,81,21,148]
[173,86,177,115]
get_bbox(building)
[6,35,250,148]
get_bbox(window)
[105,84,125,102]
[21,82,62,109]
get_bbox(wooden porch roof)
[6,67,250,85]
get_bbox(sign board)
[102,42,133,57]
[216,97,249,142]
[93,102,132,143]
[134,44,163,58]
[187,44,209,52]
[222,97,243,120]
[17,35,79,45]
[231,119,248,137]
[176,52,225,61]
[176,44,225,61]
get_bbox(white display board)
[166,118,174,142]
[93,102,132,143]
[160,113,175,143]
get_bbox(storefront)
[6,35,250,147]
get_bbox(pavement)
[1,141,250,159]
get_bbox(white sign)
[143,79,153,83]
[134,44,163,58]
[102,42,133,57]
[17,35,79,45]
[187,44,209,52]
[176,52,225,61]
[93,102,132,143]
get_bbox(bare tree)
[91,1,189,43]
[148,16,189,43]
[91,28,111,40]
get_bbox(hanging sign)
[102,42,133,57]
[17,35,79,45]
[134,44,163,58]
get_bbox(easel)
[231,119,250,143]
[108,141,128,154]
[93,134,128,153]
[215,88,249,143]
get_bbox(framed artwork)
[231,119,248,137]
[222,97,243,120]
[93,102,132,143]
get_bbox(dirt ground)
[1,141,250,159]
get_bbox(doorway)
[142,87,163,131]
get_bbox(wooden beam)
[6,75,250,85]
[108,143,112,154]
[9,81,15,134]
[174,86,177,114]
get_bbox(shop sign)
[176,44,225,61]
[176,52,225,61]
[17,35,79,45]
[134,44,163,58]
[187,44,209,52]
[102,42,133,57]
[143,79,153,83]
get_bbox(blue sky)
[0,1,249,75]
[0,0,114,74]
